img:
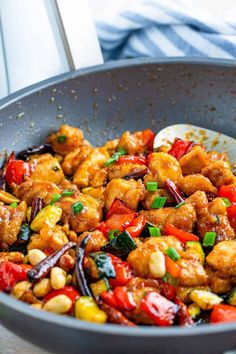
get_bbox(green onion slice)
[162,272,178,286]
[108,229,120,240]
[151,196,166,209]
[149,227,161,237]
[174,201,186,209]
[146,181,158,191]
[57,135,67,144]
[51,194,62,204]
[165,247,180,261]
[220,197,231,207]
[72,201,84,215]
[104,152,121,167]
[104,148,127,167]
[62,190,75,197]
[203,231,216,247]
[117,147,127,155]
[9,202,18,208]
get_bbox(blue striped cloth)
[95,0,236,61]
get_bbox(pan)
[0,57,236,354]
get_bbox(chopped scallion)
[174,201,186,209]
[108,229,120,240]
[104,152,121,167]
[57,135,67,144]
[151,196,166,209]
[149,227,161,237]
[220,197,231,207]
[117,147,127,155]
[162,272,178,286]
[62,190,75,197]
[51,194,62,204]
[9,202,18,208]
[72,201,84,215]
[165,247,180,261]
[104,147,127,167]
[215,215,220,224]
[146,181,158,192]
[203,231,216,247]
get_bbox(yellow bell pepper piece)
[75,296,107,324]
[30,205,62,232]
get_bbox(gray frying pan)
[0,58,236,354]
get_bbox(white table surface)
[0,325,50,354]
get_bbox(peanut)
[11,281,32,300]
[43,295,72,314]
[149,251,166,278]
[28,249,46,266]
[59,254,75,273]
[50,267,66,290]
[33,278,52,298]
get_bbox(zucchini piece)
[90,278,110,298]
[228,287,236,306]
[189,289,222,310]
[101,230,137,259]
[87,252,116,280]
[18,223,31,244]
[141,221,157,237]
[74,296,107,323]
[176,286,210,303]
[185,241,205,265]
[188,303,201,319]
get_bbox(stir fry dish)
[0,125,236,327]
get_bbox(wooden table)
[0,325,50,354]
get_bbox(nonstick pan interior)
[0,58,236,354]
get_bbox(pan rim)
[1,291,236,336]
[1,56,236,337]
[0,56,236,109]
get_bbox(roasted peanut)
[50,267,67,290]
[59,254,75,272]
[33,278,52,297]
[149,251,166,278]
[43,294,72,314]
[28,249,46,266]
[11,281,32,299]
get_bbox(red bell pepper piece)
[44,286,80,311]
[117,155,147,166]
[106,199,135,219]
[164,224,199,242]
[83,256,89,268]
[165,255,181,278]
[100,291,118,308]
[106,213,136,232]
[0,261,29,292]
[97,221,110,238]
[211,304,236,324]
[158,280,176,301]
[5,159,31,186]
[126,215,146,238]
[140,291,178,326]
[168,138,194,160]
[109,260,134,288]
[175,298,194,326]
[43,248,55,256]
[142,129,155,152]
[227,205,236,230]
[114,286,136,311]
[218,185,236,203]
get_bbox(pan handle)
[52,0,103,70]
[0,0,103,98]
